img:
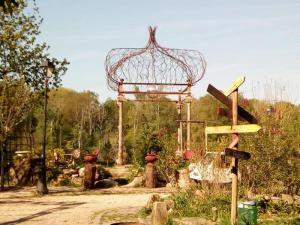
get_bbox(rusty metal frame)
[104,26,206,165]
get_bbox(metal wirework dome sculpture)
[105,26,206,92]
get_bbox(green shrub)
[171,190,231,222]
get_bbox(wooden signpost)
[206,76,260,225]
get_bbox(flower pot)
[183,150,193,160]
[145,153,157,163]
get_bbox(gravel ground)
[0,186,173,225]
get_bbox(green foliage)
[138,206,152,219]
[239,100,300,195]
[46,166,61,183]
[0,0,68,90]
[100,139,114,166]
[165,217,179,225]
[0,76,33,141]
[260,217,300,225]
[171,190,231,222]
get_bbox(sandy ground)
[0,186,173,225]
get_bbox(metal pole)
[231,89,239,225]
[37,75,49,194]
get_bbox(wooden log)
[151,202,168,225]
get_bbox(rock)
[8,166,18,185]
[114,178,129,185]
[151,202,168,225]
[293,195,300,205]
[165,199,175,210]
[78,167,85,177]
[195,189,206,199]
[71,176,82,186]
[282,194,294,204]
[94,179,118,189]
[271,196,281,203]
[166,183,173,188]
[125,176,143,187]
[168,208,174,215]
[63,168,77,176]
[146,194,161,209]
[212,207,218,222]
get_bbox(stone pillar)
[186,81,192,151]
[116,79,125,165]
[176,94,183,155]
[84,162,96,189]
[145,162,156,188]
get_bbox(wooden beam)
[224,76,245,96]
[224,148,251,160]
[207,84,258,123]
[205,124,261,135]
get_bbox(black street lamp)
[37,59,55,194]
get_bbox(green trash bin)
[237,201,258,225]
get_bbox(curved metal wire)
[105,26,206,92]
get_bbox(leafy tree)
[0,76,33,189]
[0,0,68,90]
[0,0,18,15]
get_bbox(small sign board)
[207,84,258,124]
[224,76,245,96]
[205,124,261,135]
[224,148,251,160]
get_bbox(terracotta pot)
[183,150,193,160]
[145,153,157,163]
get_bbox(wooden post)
[231,89,239,225]
[116,79,124,165]
[186,81,192,151]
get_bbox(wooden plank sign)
[224,148,251,160]
[207,84,258,124]
[205,124,261,135]
[224,76,245,96]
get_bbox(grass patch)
[171,190,231,222]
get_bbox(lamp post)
[37,59,55,194]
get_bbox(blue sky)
[36,0,300,103]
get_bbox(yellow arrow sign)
[205,124,261,135]
[224,76,245,96]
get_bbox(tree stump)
[151,202,168,225]
[84,163,96,189]
[145,162,156,188]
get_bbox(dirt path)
[0,186,173,225]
